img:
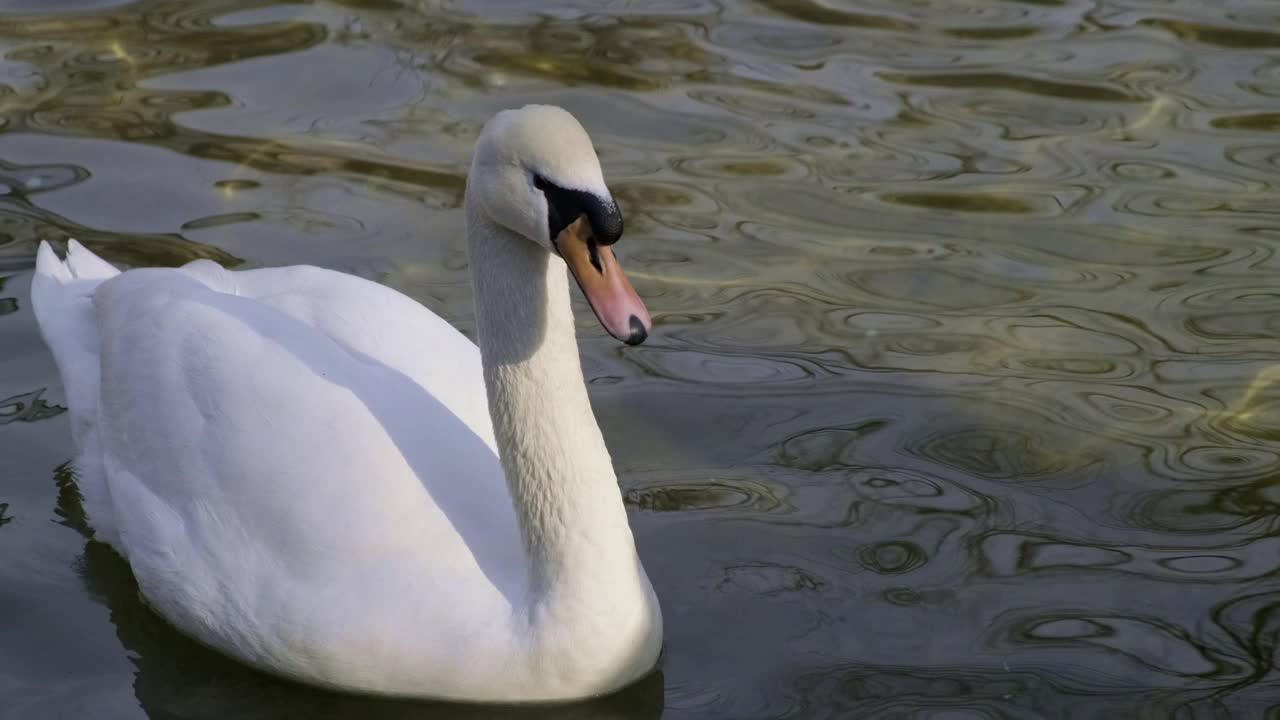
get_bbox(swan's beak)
[555,215,651,345]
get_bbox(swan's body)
[30,106,662,702]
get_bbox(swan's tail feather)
[66,238,120,280]
[31,240,122,551]
[35,241,72,283]
[31,240,118,422]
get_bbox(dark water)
[3,0,1280,717]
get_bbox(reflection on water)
[2,0,1280,717]
[0,388,63,425]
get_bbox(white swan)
[30,105,662,703]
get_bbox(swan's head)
[469,105,651,345]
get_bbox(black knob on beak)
[537,174,624,246]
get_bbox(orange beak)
[554,215,651,345]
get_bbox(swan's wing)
[175,258,495,450]
[89,267,520,677]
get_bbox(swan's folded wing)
[90,268,521,673]
[176,259,495,451]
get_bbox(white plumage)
[30,105,662,702]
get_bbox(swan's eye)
[533,174,548,191]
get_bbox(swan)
[29,105,663,703]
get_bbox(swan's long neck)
[465,204,648,616]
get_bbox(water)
[2,0,1280,717]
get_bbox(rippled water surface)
[3,0,1280,717]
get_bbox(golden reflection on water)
[2,0,1280,718]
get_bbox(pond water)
[3,0,1280,717]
